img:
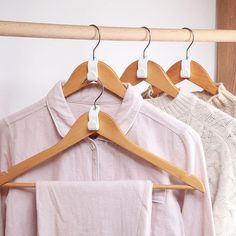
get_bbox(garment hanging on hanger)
[0,81,215,236]
[0,96,205,192]
[146,90,236,236]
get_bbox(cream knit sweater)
[194,83,236,118]
[146,90,236,236]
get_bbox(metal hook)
[141,26,152,59]
[88,80,103,131]
[182,27,195,59]
[90,24,101,60]
[87,79,104,109]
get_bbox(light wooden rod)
[0,21,236,42]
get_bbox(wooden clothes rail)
[0,21,236,42]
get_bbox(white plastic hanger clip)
[87,58,98,81]
[137,56,148,78]
[88,105,100,131]
[180,56,191,78]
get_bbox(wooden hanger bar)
[0,112,205,192]
[2,182,195,190]
[0,21,236,42]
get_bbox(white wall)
[0,0,216,118]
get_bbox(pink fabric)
[36,180,153,236]
[0,82,215,235]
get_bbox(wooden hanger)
[120,27,179,98]
[63,60,126,98]
[63,24,126,99]
[0,110,205,192]
[166,28,218,95]
[121,60,179,97]
[166,61,218,95]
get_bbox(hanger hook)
[90,24,101,60]
[92,79,104,109]
[141,26,152,59]
[182,27,195,59]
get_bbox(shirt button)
[90,143,96,150]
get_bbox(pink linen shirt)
[0,82,215,236]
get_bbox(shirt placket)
[88,139,100,180]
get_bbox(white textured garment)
[36,181,153,236]
[147,90,236,236]
[194,83,236,118]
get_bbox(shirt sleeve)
[0,119,12,236]
[181,128,215,236]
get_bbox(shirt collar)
[46,81,143,137]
